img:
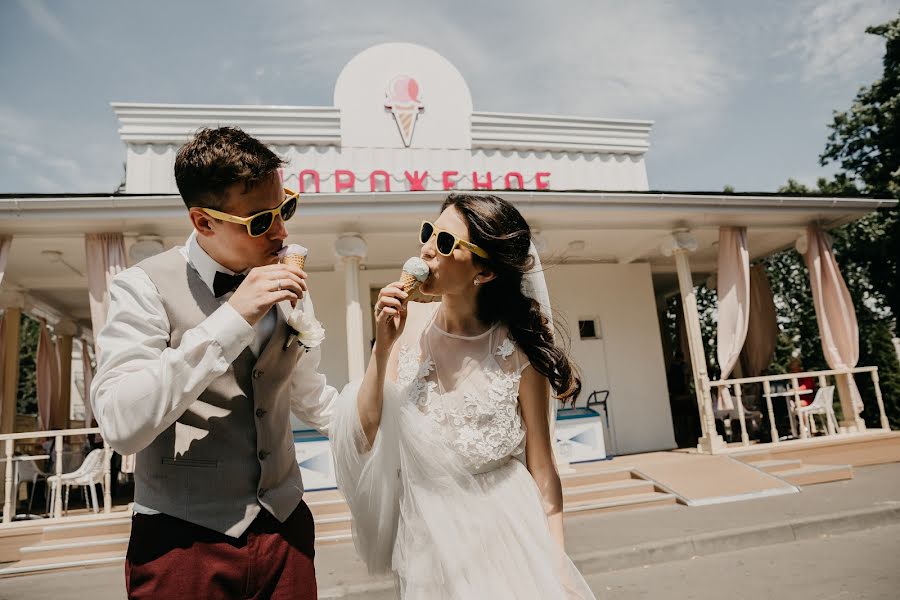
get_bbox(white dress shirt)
[90,232,338,515]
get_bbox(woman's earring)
[473,279,480,287]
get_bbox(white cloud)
[17,0,79,51]
[783,0,896,82]
[0,104,116,192]
[270,1,735,120]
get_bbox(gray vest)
[135,248,306,537]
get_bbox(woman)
[331,194,596,599]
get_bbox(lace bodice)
[394,304,530,473]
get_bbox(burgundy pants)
[125,502,316,600]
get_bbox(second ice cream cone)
[400,271,420,293]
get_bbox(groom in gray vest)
[91,127,337,599]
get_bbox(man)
[91,127,337,599]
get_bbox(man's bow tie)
[213,271,246,298]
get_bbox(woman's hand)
[373,282,409,355]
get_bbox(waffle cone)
[400,271,422,293]
[391,106,420,147]
[282,254,306,270]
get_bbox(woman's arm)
[357,281,408,447]
[518,365,566,550]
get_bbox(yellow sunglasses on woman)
[419,220,490,259]
[201,188,299,237]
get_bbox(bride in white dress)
[331,194,596,599]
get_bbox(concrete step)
[561,467,634,487]
[20,534,129,560]
[565,491,679,515]
[564,478,656,503]
[747,458,804,473]
[305,488,343,502]
[316,531,353,545]
[315,513,353,536]
[40,517,132,542]
[0,549,125,578]
[308,497,350,518]
[777,463,854,486]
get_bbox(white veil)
[519,241,561,464]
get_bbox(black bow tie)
[213,272,246,298]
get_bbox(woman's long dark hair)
[441,194,581,402]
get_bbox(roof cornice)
[111,102,342,145]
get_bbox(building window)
[578,318,601,340]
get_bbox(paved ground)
[2,463,899,599]
[589,524,900,600]
[4,524,898,599]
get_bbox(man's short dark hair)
[174,127,285,209]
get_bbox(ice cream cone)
[400,271,420,293]
[391,106,420,147]
[400,256,430,297]
[282,254,306,270]
[279,244,309,271]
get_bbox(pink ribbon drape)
[0,236,12,429]
[0,313,6,425]
[802,225,864,418]
[739,265,779,378]
[81,339,95,427]
[85,233,127,354]
[716,227,750,411]
[36,319,61,430]
[85,233,129,468]
[0,235,11,288]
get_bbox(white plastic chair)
[47,448,106,515]
[15,459,50,515]
[795,385,838,436]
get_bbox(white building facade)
[2,43,890,459]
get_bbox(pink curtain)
[739,265,778,378]
[0,235,11,288]
[715,227,750,411]
[81,339,95,427]
[36,319,61,430]
[85,233,129,466]
[0,237,11,422]
[85,233,127,352]
[802,225,864,421]
[0,313,6,423]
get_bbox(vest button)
[258,488,267,498]
[252,369,264,379]
[258,450,269,460]
[255,408,267,418]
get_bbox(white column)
[661,232,726,454]
[335,235,368,382]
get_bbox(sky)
[0,0,897,194]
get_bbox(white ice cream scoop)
[400,257,430,293]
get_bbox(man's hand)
[228,264,308,325]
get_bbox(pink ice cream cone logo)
[384,75,424,147]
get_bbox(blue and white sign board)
[294,430,337,491]
[555,408,607,463]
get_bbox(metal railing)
[1,427,112,525]
[709,366,890,447]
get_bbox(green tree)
[820,15,900,322]
[17,314,39,416]
[819,15,900,427]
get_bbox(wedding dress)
[331,302,596,599]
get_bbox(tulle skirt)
[331,380,596,600]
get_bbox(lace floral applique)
[495,338,515,360]
[398,344,436,408]
[399,342,526,470]
[443,369,525,469]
